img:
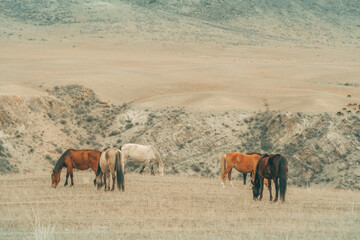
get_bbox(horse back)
[69,149,101,171]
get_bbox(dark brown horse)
[51,149,101,188]
[252,154,288,202]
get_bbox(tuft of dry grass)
[0,172,359,239]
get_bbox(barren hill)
[1,85,359,190]
[0,0,359,47]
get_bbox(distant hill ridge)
[0,85,359,190]
[0,0,358,47]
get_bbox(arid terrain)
[0,173,359,239]
[0,0,360,239]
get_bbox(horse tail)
[279,155,287,202]
[54,149,73,173]
[96,157,102,177]
[116,150,125,191]
[154,149,164,176]
[220,154,226,177]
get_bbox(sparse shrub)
[86,116,94,122]
[109,131,120,137]
[125,123,134,130]
[55,148,62,154]
[191,164,201,172]
[177,143,185,150]
[60,119,66,125]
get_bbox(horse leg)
[139,165,146,174]
[64,172,69,186]
[243,173,247,185]
[110,169,115,191]
[228,168,234,187]
[259,177,264,201]
[274,178,279,202]
[103,173,107,191]
[68,167,74,186]
[268,179,272,201]
[111,174,115,191]
[221,165,232,188]
[150,165,155,175]
[107,173,110,191]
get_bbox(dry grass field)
[0,172,359,240]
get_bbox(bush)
[86,116,94,122]
[191,164,201,172]
[109,131,120,137]
[55,148,62,154]
[125,123,134,130]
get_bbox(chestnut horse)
[95,148,125,191]
[252,154,288,202]
[51,149,101,188]
[220,152,260,188]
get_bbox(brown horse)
[51,149,101,188]
[252,154,288,202]
[220,152,260,188]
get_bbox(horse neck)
[54,167,63,177]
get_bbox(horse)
[51,149,101,188]
[220,152,261,188]
[252,154,288,202]
[347,95,351,98]
[247,152,272,189]
[120,144,164,176]
[95,148,125,191]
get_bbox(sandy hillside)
[0,0,359,113]
[1,43,360,113]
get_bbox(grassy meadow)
[0,172,359,239]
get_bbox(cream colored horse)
[95,148,125,191]
[121,144,164,176]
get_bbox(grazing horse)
[348,103,353,107]
[347,95,351,98]
[252,154,288,202]
[51,149,101,188]
[120,144,164,176]
[220,152,260,188]
[95,148,125,191]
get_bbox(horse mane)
[247,152,261,155]
[53,149,73,173]
[101,147,110,152]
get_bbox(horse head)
[252,176,261,200]
[51,170,60,188]
[95,173,104,189]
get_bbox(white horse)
[95,148,125,191]
[121,144,164,176]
